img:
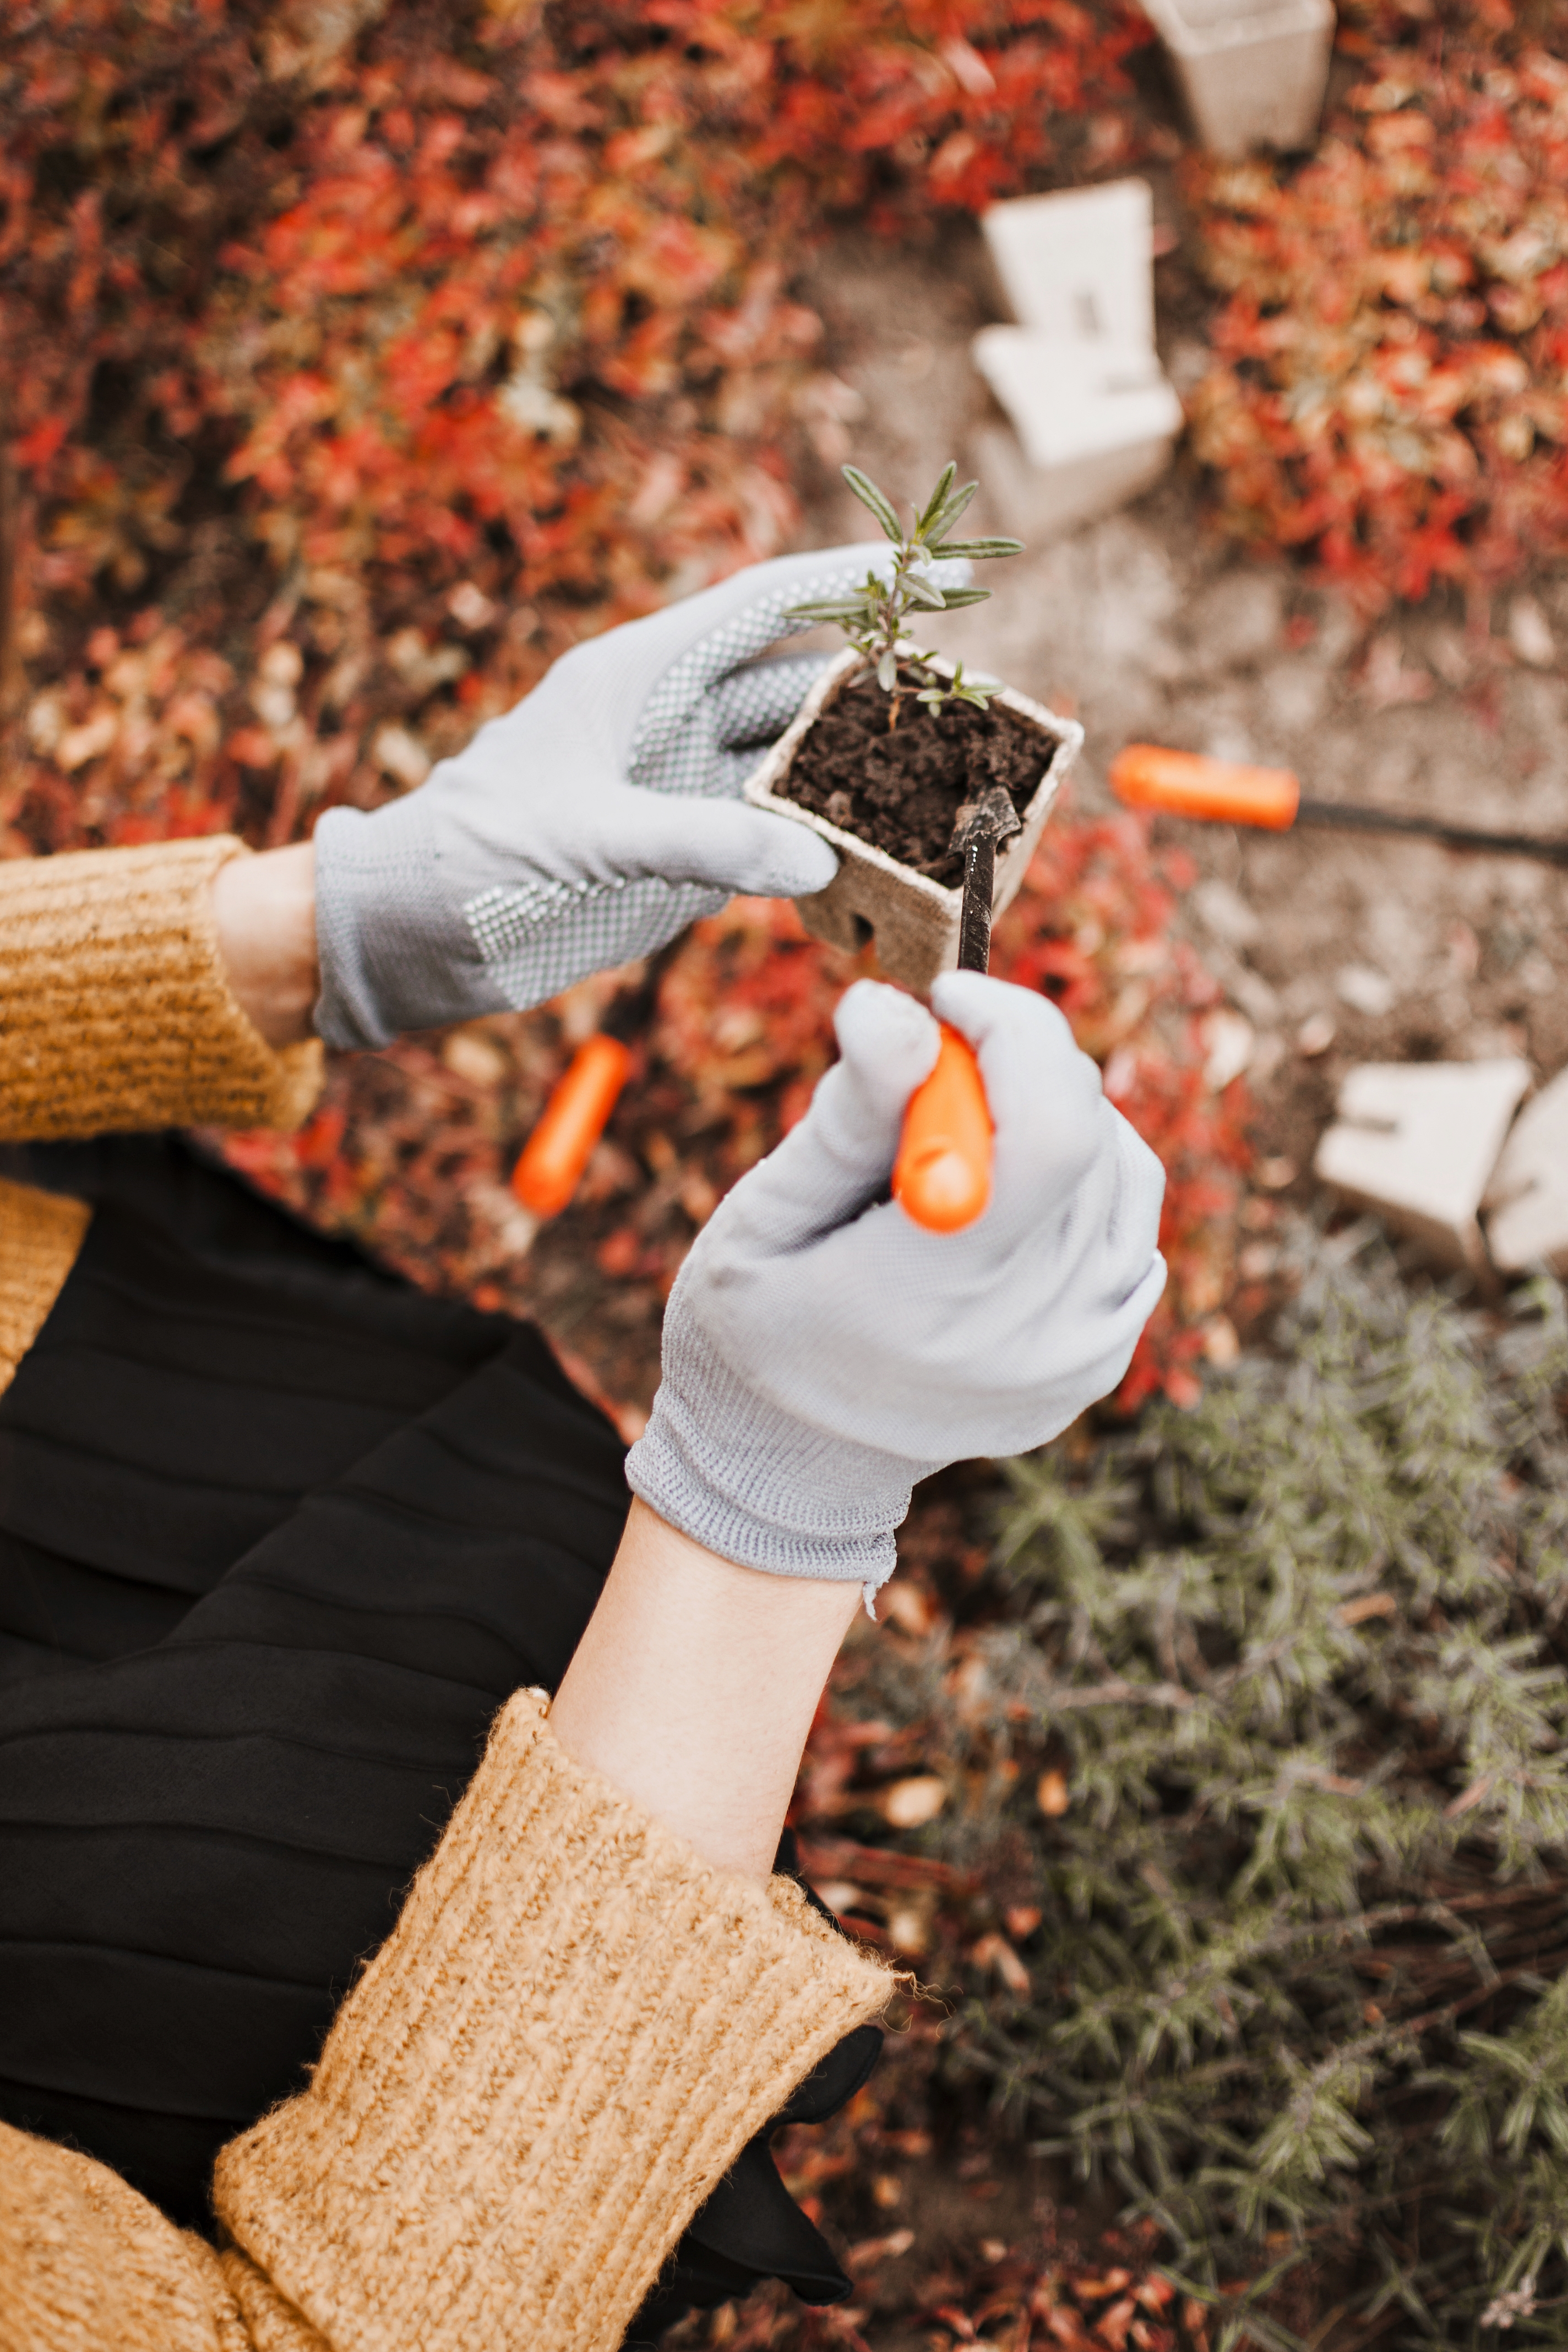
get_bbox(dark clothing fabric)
[0,1138,629,2227]
[0,1139,872,2330]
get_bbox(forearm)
[550,1505,860,1872]
[549,1498,861,1881]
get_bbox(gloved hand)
[626,973,1167,1595]
[313,543,901,1049]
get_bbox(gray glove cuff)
[625,1318,928,1591]
[313,799,503,1052]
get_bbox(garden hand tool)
[510,940,681,1221]
[627,973,1166,1598]
[1109,743,1568,865]
[311,543,921,1052]
[892,782,1021,1233]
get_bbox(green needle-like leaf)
[929,535,1025,561]
[914,460,958,538]
[799,461,1023,705]
[927,478,979,540]
[841,464,903,542]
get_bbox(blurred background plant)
[0,0,1146,859]
[777,1232,1568,2350]
[1184,0,1568,617]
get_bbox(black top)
[0,1136,629,2222]
[0,1136,870,2338]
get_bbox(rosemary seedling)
[786,462,1022,729]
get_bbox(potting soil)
[782,666,1047,885]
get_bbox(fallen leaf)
[849,2226,916,2266]
[880,1774,949,1829]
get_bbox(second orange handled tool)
[511,1032,633,1221]
[892,780,1021,1234]
[510,939,682,1223]
[1110,743,1568,864]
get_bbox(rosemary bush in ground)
[870,1229,1568,2345]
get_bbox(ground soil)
[781,663,1048,884]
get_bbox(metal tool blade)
[949,783,1022,973]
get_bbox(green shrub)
[874,1229,1568,2343]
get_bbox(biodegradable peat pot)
[744,647,1082,994]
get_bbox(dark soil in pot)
[780,663,1049,886]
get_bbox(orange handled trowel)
[513,785,1022,1238]
[892,782,1021,1234]
[1109,743,1568,865]
[514,736,1555,1246]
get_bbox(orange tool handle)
[511,1033,633,1221]
[892,1024,993,1233]
[1109,744,1300,830]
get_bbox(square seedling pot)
[743,647,1083,995]
[1140,0,1334,157]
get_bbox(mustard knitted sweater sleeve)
[0,1693,894,2352]
[0,835,322,1142]
[0,836,323,1393]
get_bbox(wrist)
[210,841,320,1049]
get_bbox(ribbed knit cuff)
[0,1177,91,1397]
[213,1692,894,2352]
[627,1398,904,1589]
[0,837,322,1141]
[0,2113,243,2352]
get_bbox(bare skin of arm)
[210,841,319,1049]
[550,1500,861,1881]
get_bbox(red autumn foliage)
[990,813,1250,1409]
[1,0,1146,858]
[1185,0,1568,615]
[10,0,1245,1419]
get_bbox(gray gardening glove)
[313,545,899,1049]
[626,973,1168,1595]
